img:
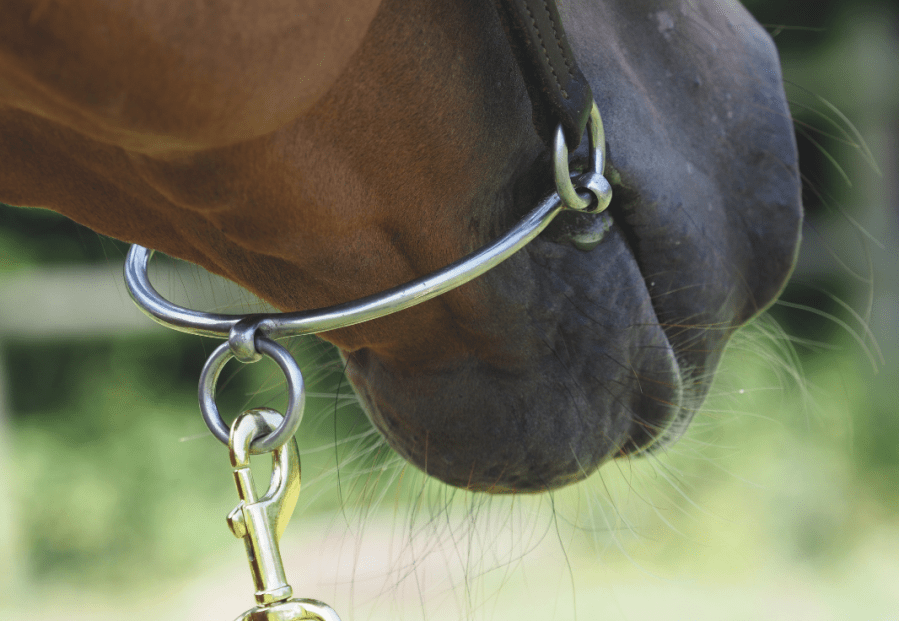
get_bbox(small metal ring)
[199,336,305,453]
[554,102,611,213]
[571,172,613,214]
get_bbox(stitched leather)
[493,0,593,149]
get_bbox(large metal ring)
[553,102,612,213]
[199,336,305,453]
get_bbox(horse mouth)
[544,170,696,460]
[599,178,693,457]
[338,183,694,493]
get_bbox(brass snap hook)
[227,408,302,605]
[226,408,343,620]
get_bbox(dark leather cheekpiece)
[493,0,594,149]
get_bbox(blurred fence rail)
[0,264,161,338]
[0,260,273,339]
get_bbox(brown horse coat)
[0,0,802,491]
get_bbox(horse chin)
[339,223,694,493]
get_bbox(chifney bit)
[124,2,607,619]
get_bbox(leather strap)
[493,0,593,149]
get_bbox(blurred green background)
[0,1,897,619]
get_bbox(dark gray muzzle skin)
[344,0,802,493]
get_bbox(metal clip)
[228,408,302,604]
[227,408,342,621]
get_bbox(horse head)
[0,0,801,491]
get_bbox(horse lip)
[613,303,688,459]
[619,390,691,458]
[597,174,692,458]
[545,153,691,456]
[634,406,694,456]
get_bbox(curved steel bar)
[126,247,255,338]
[126,191,567,340]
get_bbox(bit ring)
[553,102,612,213]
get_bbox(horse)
[0,0,802,493]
